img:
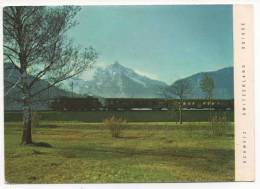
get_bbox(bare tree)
[156,85,171,99]
[167,79,191,124]
[200,73,215,129]
[3,6,98,144]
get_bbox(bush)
[104,116,126,138]
[31,112,41,128]
[211,112,229,136]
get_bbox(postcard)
[1,1,255,185]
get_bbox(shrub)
[104,116,126,138]
[211,112,229,136]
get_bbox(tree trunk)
[21,72,33,144]
[179,100,183,124]
[21,100,32,144]
[209,97,213,135]
[179,107,182,124]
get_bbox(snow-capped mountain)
[61,64,234,99]
[4,61,234,111]
[62,62,167,98]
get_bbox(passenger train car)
[51,96,234,111]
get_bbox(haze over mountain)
[61,63,234,99]
[171,67,234,99]
[4,61,234,111]
[62,62,168,98]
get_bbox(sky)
[68,5,233,84]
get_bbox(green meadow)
[5,120,234,183]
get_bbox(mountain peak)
[64,62,167,98]
[108,62,125,70]
[112,61,121,67]
[105,62,134,77]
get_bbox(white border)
[0,0,259,6]
[0,1,259,189]
[233,5,255,181]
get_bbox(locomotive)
[51,96,234,111]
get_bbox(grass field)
[4,120,234,183]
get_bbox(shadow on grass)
[30,142,53,148]
[36,124,59,129]
[115,136,146,140]
[65,143,234,162]
[79,145,233,177]
[31,149,47,155]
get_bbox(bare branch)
[31,64,93,98]
[4,79,22,96]
[167,79,191,100]
[4,53,21,71]
[3,45,19,55]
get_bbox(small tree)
[167,79,190,124]
[104,116,126,138]
[200,73,215,131]
[211,112,229,136]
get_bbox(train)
[50,96,234,111]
